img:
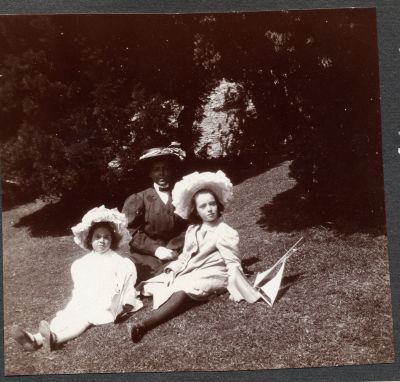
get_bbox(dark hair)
[86,221,118,250]
[188,189,224,224]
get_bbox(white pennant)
[253,237,303,307]
[254,260,286,307]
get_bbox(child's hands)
[114,304,134,324]
[155,247,178,261]
[122,304,134,313]
[164,269,175,287]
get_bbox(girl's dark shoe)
[11,325,41,352]
[127,322,147,343]
[114,304,135,324]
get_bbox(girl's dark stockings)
[142,291,195,330]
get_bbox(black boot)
[127,322,147,343]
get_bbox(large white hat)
[71,205,131,250]
[172,170,233,219]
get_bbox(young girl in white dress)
[12,206,143,351]
[128,170,257,343]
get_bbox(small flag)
[255,260,286,306]
[253,237,303,306]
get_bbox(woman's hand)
[155,247,178,261]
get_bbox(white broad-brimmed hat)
[71,205,131,250]
[172,170,233,219]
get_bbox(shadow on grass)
[191,152,291,186]
[275,272,305,304]
[257,184,386,235]
[14,199,100,237]
[242,256,260,275]
[12,153,291,238]
[1,181,37,212]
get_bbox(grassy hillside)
[3,161,394,375]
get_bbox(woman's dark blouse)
[122,188,187,257]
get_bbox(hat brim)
[138,153,181,164]
[172,171,233,220]
[71,206,131,251]
[137,146,186,172]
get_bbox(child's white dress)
[50,250,142,332]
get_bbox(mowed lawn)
[3,161,394,375]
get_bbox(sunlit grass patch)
[3,161,394,374]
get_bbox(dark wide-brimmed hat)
[138,142,186,172]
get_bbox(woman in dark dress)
[122,143,188,284]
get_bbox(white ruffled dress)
[50,250,142,332]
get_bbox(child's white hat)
[172,170,233,219]
[71,205,131,250]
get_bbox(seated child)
[12,205,143,351]
[128,170,256,343]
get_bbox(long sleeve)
[121,259,138,306]
[216,224,243,273]
[122,191,162,256]
[110,256,144,319]
[120,259,143,312]
[129,230,163,256]
[122,188,188,257]
[122,192,145,229]
[164,226,194,274]
[216,224,260,303]
[165,251,187,275]
[165,229,186,252]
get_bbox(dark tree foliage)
[0,10,384,227]
[0,15,208,204]
[195,9,384,226]
[285,10,384,225]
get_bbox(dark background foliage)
[0,9,384,228]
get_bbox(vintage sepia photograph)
[1,7,395,376]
